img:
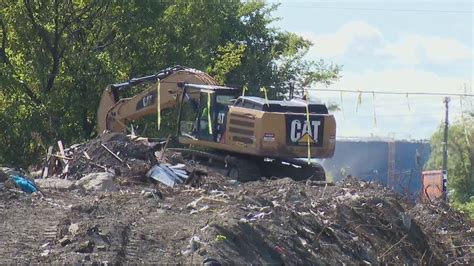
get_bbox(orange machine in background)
[421,170,444,201]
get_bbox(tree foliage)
[426,114,474,205]
[0,0,341,167]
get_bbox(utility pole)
[442,97,450,201]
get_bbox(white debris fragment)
[199,205,209,212]
[69,223,79,235]
[299,237,308,247]
[147,164,189,187]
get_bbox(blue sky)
[269,0,473,140]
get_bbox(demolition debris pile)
[45,133,157,181]
[0,134,472,264]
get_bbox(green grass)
[452,199,474,221]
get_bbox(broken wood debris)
[40,134,136,179]
[100,143,124,163]
[50,154,73,161]
[100,143,131,169]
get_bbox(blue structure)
[320,138,431,201]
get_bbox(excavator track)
[167,148,260,180]
[259,158,326,181]
[166,148,326,182]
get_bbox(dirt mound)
[2,133,472,264]
[195,178,471,265]
[409,200,473,263]
[1,175,472,264]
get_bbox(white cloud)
[299,21,473,65]
[295,20,473,139]
[383,35,473,65]
[325,68,469,93]
[310,69,472,139]
[299,21,383,58]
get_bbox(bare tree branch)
[60,0,98,35]
[0,16,43,105]
[24,0,64,93]
[24,0,53,51]
[0,18,9,65]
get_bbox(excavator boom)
[97,66,218,133]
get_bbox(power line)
[339,113,444,117]
[305,88,474,97]
[280,4,473,14]
[117,79,474,97]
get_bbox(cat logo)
[297,132,316,144]
[136,91,157,110]
[286,115,324,146]
[142,94,154,107]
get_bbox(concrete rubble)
[76,172,118,192]
[35,179,75,191]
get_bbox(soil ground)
[1,176,472,264]
[1,133,472,264]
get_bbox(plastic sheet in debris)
[10,175,38,193]
[146,164,188,187]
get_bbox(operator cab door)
[176,90,218,142]
[178,88,237,143]
[194,90,232,142]
[195,91,215,141]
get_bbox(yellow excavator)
[98,66,336,181]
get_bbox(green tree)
[0,0,340,167]
[426,114,473,214]
[1,0,120,166]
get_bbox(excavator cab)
[176,84,240,143]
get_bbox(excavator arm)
[97,66,218,133]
